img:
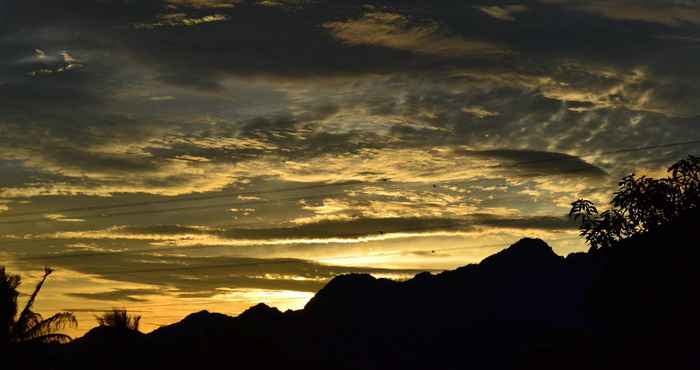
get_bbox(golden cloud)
[542,0,700,26]
[323,12,509,57]
[0,159,244,198]
[167,0,239,9]
[134,13,230,28]
[477,5,528,21]
[461,106,500,118]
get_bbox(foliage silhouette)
[95,309,141,332]
[0,266,77,347]
[8,156,700,370]
[570,155,699,249]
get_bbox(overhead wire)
[3,217,579,265]
[0,138,697,226]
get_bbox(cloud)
[477,5,528,21]
[167,0,240,9]
[0,4,695,242]
[41,219,475,247]
[323,11,509,57]
[0,154,246,198]
[473,213,576,230]
[5,211,580,296]
[296,190,481,222]
[37,212,577,248]
[461,106,500,118]
[66,288,164,302]
[15,248,427,294]
[0,110,271,197]
[34,49,47,60]
[458,149,608,179]
[20,49,84,76]
[543,0,700,26]
[134,13,230,28]
[44,214,86,223]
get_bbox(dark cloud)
[1,0,697,86]
[113,217,473,241]
[459,149,608,179]
[17,251,426,295]
[472,214,577,230]
[67,288,164,302]
[118,214,577,241]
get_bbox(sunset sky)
[1,0,699,335]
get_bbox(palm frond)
[21,312,77,342]
[11,309,42,342]
[23,332,73,344]
[96,309,141,331]
[15,268,52,333]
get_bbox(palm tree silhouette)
[1,266,77,346]
[96,309,141,331]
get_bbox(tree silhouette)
[570,155,700,249]
[0,266,77,346]
[96,309,141,331]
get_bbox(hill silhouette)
[17,211,696,370]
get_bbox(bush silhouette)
[0,266,77,346]
[96,309,141,331]
[570,155,699,249]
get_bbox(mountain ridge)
[27,223,700,369]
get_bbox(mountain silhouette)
[16,214,700,370]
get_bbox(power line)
[0,179,525,225]
[5,219,578,263]
[489,139,700,169]
[1,139,697,224]
[0,173,479,224]
[0,171,576,227]
[0,151,686,226]
[0,181,360,219]
[14,236,577,280]
[0,192,344,225]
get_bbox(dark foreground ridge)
[13,216,700,370]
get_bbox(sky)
[1,0,699,336]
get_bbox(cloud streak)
[324,11,509,57]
